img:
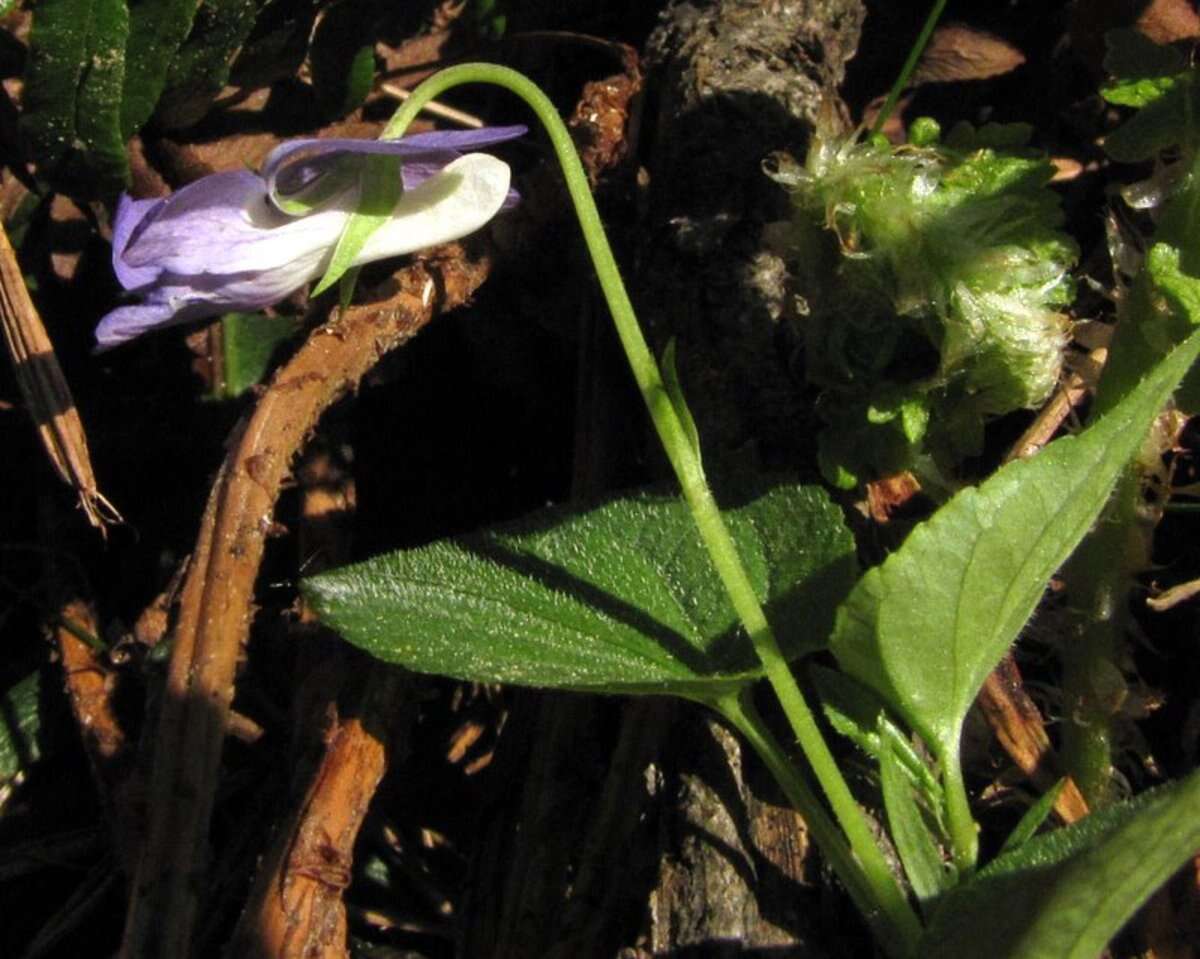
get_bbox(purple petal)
[112,194,167,290]
[96,259,325,350]
[99,127,526,348]
[262,126,527,207]
[95,296,214,350]
[120,170,350,278]
[381,125,529,151]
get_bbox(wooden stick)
[119,244,491,959]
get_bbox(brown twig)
[227,669,409,959]
[52,595,144,873]
[0,221,119,531]
[228,411,404,958]
[119,243,492,959]
[978,655,1089,824]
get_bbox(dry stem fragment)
[978,655,1090,824]
[0,222,119,530]
[119,244,491,959]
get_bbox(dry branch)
[0,221,119,531]
[978,655,1089,824]
[119,243,492,959]
[227,669,408,959]
[52,595,145,873]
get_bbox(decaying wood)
[52,595,144,873]
[638,0,865,469]
[228,669,409,959]
[119,243,492,959]
[978,655,1089,825]
[645,715,835,956]
[0,221,119,531]
[567,41,643,186]
[228,417,406,959]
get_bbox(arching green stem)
[330,62,921,949]
[870,0,948,136]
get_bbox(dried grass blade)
[0,221,120,531]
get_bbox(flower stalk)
[354,62,922,953]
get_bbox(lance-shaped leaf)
[920,768,1200,959]
[21,0,129,196]
[1,671,42,781]
[153,0,263,129]
[830,300,1200,769]
[120,0,201,137]
[304,483,856,698]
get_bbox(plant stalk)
[718,692,922,955]
[870,0,948,136]
[377,62,922,948]
[1060,467,1144,808]
[939,739,979,873]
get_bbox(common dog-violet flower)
[96,126,526,349]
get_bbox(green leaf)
[810,664,942,803]
[309,0,382,119]
[304,483,857,697]
[21,0,130,197]
[120,0,200,137]
[1,671,42,781]
[1103,70,1200,163]
[153,0,262,129]
[879,717,951,908]
[1101,28,1186,108]
[215,312,301,399]
[998,780,1065,856]
[226,0,320,89]
[920,769,1200,959]
[829,321,1200,768]
[311,153,400,296]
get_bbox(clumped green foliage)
[767,117,1078,489]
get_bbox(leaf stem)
[377,62,921,949]
[939,740,979,874]
[717,692,921,955]
[1060,467,1143,808]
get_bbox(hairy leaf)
[154,0,262,129]
[305,483,856,697]
[0,671,42,781]
[120,0,200,137]
[21,0,129,196]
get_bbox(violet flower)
[96,126,526,349]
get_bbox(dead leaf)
[912,23,1026,85]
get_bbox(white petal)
[353,154,512,265]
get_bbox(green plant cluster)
[301,43,1200,956]
[766,117,1078,489]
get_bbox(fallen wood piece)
[119,243,491,959]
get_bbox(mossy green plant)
[767,116,1078,488]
